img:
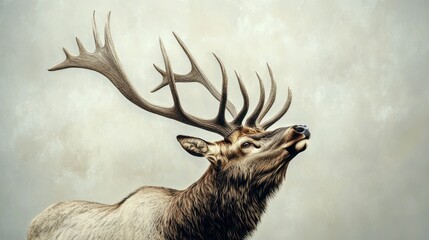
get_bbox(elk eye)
[241,142,252,148]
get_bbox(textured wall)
[1,0,428,239]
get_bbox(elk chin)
[282,139,309,162]
[295,139,309,152]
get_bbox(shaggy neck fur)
[161,163,289,240]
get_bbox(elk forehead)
[225,127,264,143]
[206,128,261,161]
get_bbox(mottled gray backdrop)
[1,0,428,239]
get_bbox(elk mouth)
[280,138,309,163]
[284,138,309,156]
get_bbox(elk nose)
[293,125,311,138]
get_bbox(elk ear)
[177,135,213,157]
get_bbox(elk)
[28,12,310,240]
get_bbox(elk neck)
[162,163,290,240]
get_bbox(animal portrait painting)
[1,1,428,240]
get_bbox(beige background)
[1,0,428,239]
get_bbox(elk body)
[28,13,310,240]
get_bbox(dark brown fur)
[158,127,304,240]
[158,163,288,240]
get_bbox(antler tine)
[104,12,118,59]
[232,71,249,126]
[91,11,101,48]
[256,63,277,125]
[151,33,237,117]
[75,37,87,53]
[260,87,292,129]
[213,54,228,125]
[159,39,182,109]
[245,72,265,127]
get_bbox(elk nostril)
[293,125,307,133]
[295,127,304,133]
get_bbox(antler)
[49,12,292,137]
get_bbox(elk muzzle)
[284,125,311,154]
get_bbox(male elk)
[28,12,310,240]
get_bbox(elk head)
[177,125,310,195]
[49,12,310,195]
